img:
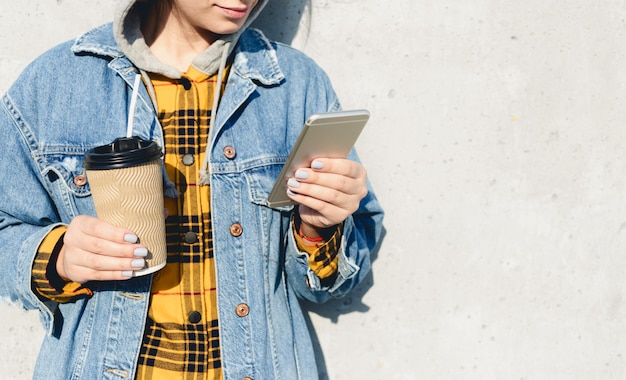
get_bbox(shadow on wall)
[301,228,386,379]
[252,0,311,45]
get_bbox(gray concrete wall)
[2,1,626,379]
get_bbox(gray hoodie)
[113,0,269,79]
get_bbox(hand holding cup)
[57,215,148,283]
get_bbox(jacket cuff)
[32,226,92,303]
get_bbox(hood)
[113,0,269,79]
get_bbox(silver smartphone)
[266,109,370,208]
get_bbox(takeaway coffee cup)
[84,136,166,276]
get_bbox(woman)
[0,0,384,378]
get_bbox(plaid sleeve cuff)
[32,226,92,303]
[292,215,343,285]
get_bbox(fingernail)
[287,189,298,196]
[122,270,134,278]
[311,160,324,170]
[287,178,300,188]
[124,234,138,243]
[295,170,308,180]
[131,258,145,269]
[134,247,148,257]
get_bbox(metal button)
[223,146,236,159]
[182,154,194,166]
[229,223,243,237]
[235,303,249,317]
[242,378,253,380]
[188,311,202,324]
[184,231,198,244]
[74,174,87,187]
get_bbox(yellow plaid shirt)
[32,65,341,380]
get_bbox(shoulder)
[5,39,78,104]
[22,39,77,75]
[236,28,334,96]
[6,24,125,117]
[15,23,117,84]
[239,28,325,72]
[234,28,340,113]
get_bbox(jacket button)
[223,146,236,159]
[229,223,243,237]
[235,303,249,317]
[184,231,198,244]
[74,174,87,188]
[188,311,202,324]
[182,154,194,166]
[179,77,192,90]
[242,378,253,380]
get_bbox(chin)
[201,19,247,36]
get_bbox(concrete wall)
[1,1,626,379]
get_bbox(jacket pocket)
[42,154,93,221]
[242,163,293,213]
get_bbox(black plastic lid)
[84,136,162,170]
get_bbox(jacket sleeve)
[271,50,385,303]
[0,93,61,328]
[284,150,385,303]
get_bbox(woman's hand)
[56,215,148,284]
[287,158,368,237]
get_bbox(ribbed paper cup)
[84,137,166,276]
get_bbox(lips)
[218,5,249,19]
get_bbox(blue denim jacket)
[0,24,383,380]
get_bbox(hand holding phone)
[266,109,370,208]
[286,157,369,230]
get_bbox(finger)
[290,170,365,196]
[293,158,367,196]
[74,215,140,244]
[64,232,144,259]
[307,158,366,179]
[68,267,143,283]
[287,177,352,206]
[78,252,146,273]
[287,192,345,227]
[66,216,143,259]
[64,252,146,283]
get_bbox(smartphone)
[266,109,370,208]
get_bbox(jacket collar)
[232,28,284,86]
[71,23,284,87]
[71,23,124,60]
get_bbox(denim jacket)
[0,24,383,380]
